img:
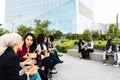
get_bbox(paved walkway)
[52,54,120,80]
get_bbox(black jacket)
[78,42,85,52]
[105,44,117,52]
[0,47,27,80]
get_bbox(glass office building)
[5,0,94,33]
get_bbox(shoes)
[113,64,119,67]
[57,60,63,63]
[113,61,119,67]
[80,57,82,59]
[58,54,63,57]
[103,60,107,66]
[103,63,107,66]
[58,60,63,63]
[85,56,91,60]
[50,69,57,74]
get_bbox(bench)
[67,49,115,64]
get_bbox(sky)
[94,0,120,23]
[0,0,5,24]
[0,0,120,24]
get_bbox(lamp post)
[116,14,118,53]
[11,22,15,32]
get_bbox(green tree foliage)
[107,23,116,38]
[77,34,83,40]
[17,24,33,37]
[91,31,99,40]
[0,27,9,36]
[66,33,82,40]
[52,30,62,40]
[82,29,92,40]
[108,24,115,33]
[107,23,120,38]
[0,24,2,26]
[66,32,72,40]
[71,34,78,40]
[34,20,51,36]
[113,24,120,38]
[66,32,79,40]
[98,34,108,40]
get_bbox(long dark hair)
[78,39,82,43]
[24,33,37,52]
[107,39,112,45]
[37,33,47,44]
[48,35,54,42]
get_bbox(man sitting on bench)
[103,39,118,67]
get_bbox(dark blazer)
[40,43,49,55]
[78,42,85,52]
[0,47,27,80]
[105,44,117,52]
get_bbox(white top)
[87,41,94,49]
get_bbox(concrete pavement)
[52,54,120,80]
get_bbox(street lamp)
[11,22,15,32]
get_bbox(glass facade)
[5,0,94,33]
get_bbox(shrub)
[61,39,69,43]
[56,40,75,53]
[74,40,79,44]
[94,44,105,50]
[94,41,106,51]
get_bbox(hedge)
[61,39,69,43]
[94,44,105,50]
[94,41,106,51]
[56,40,75,53]
[94,40,120,51]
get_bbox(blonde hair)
[0,33,22,56]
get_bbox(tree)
[106,23,120,39]
[77,34,83,40]
[34,20,51,36]
[0,27,9,36]
[17,24,33,37]
[0,24,2,26]
[107,23,116,38]
[53,30,62,40]
[91,31,99,40]
[113,24,120,38]
[71,34,78,40]
[82,29,92,41]
[66,32,72,40]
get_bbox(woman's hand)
[22,59,35,66]
[44,50,49,57]
[23,53,29,59]
[27,65,39,76]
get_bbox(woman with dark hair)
[78,39,85,59]
[48,35,63,57]
[37,34,58,76]
[17,33,48,80]
[17,33,37,62]
[0,33,39,80]
[81,40,94,60]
